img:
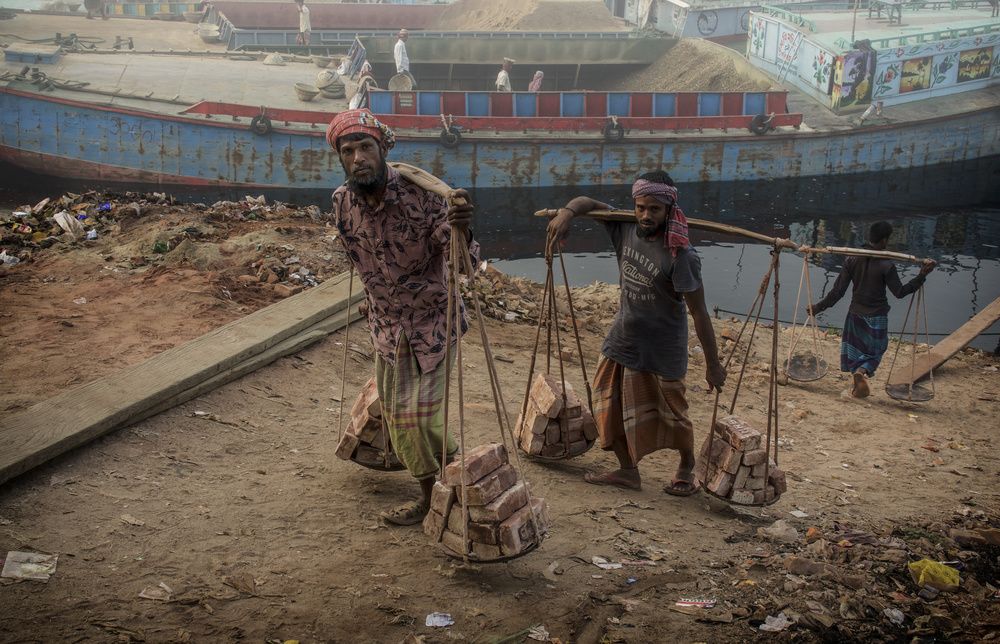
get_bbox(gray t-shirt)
[601,220,703,380]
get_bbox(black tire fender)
[749,114,771,135]
[250,114,272,137]
[440,127,462,149]
[603,122,625,142]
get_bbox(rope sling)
[780,249,829,383]
[513,245,597,460]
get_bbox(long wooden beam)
[0,272,365,487]
[887,295,1000,386]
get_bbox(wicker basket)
[294,83,320,102]
[387,73,412,91]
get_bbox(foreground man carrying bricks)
[326,109,478,525]
[545,171,727,496]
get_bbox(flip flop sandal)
[664,478,701,497]
[380,501,429,526]
[583,472,641,491]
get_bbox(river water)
[2,157,999,350]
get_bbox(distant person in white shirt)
[495,57,514,92]
[394,29,417,89]
[295,0,311,46]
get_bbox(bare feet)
[583,468,641,490]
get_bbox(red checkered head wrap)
[325,109,395,151]
[632,178,689,257]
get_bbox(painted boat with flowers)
[0,4,997,192]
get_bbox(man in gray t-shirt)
[546,172,726,496]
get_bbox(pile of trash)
[1,191,345,305]
[704,508,1000,642]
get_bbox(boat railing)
[366,89,802,134]
[759,4,818,31]
[369,89,790,120]
[833,21,1000,48]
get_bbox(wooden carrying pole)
[534,209,931,263]
[535,208,800,250]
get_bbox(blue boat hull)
[1,89,998,191]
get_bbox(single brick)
[456,464,518,507]
[498,497,549,556]
[441,529,469,556]
[518,398,549,436]
[520,428,544,455]
[469,482,530,524]
[334,424,359,461]
[429,481,456,517]
[730,488,755,505]
[446,506,498,544]
[443,443,508,487]
[769,468,787,495]
[733,465,751,490]
[742,448,768,466]
[423,509,446,542]
[545,418,564,445]
[529,373,566,416]
[581,406,599,441]
[707,468,734,497]
[714,415,762,451]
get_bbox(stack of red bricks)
[515,373,598,459]
[424,443,551,561]
[334,376,402,470]
[694,415,787,505]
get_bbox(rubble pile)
[704,510,1000,642]
[1,191,349,304]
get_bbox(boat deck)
[763,2,1000,50]
[2,13,998,145]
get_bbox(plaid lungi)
[375,333,457,480]
[592,355,693,464]
[841,311,889,376]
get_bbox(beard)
[636,220,665,239]
[344,159,387,196]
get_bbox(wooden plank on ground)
[887,295,1000,385]
[0,272,364,487]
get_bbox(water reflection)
[474,159,1000,350]
[2,157,998,349]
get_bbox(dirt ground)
[2,192,1000,643]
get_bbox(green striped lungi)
[375,332,457,480]
[592,355,693,464]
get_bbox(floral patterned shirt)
[331,165,480,372]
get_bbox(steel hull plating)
[1,89,998,190]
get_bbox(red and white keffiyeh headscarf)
[326,108,395,151]
[632,178,689,257]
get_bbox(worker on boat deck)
[545,172,727,497]
[807,221,936,398]
[294,0,311,46]
[394,29,417,90]
[528,70,544,92]
[326,109,479,526]
[495,58,515,92]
